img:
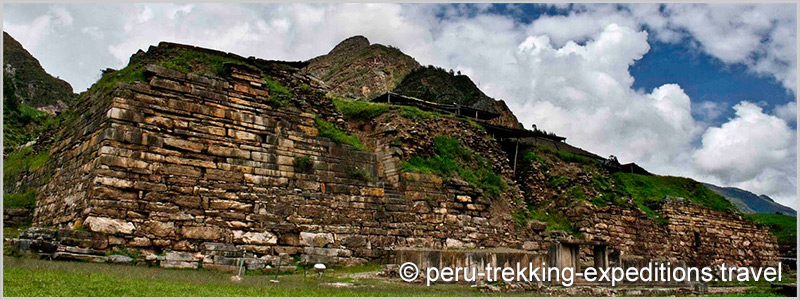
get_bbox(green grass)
[533,145,597,165]
[329,96,450,123]
[613,173,736,213]
[91,47,250,92]
[263,76,291,107]
[2,257,496,297]
[745,213,797,244]
[3,146,50,184]
[314,117,366,151]
[3,76,60,153]
[402,136,506,198]
[331,96,391,120]
[513,208,580,238]
[3,189,37,209]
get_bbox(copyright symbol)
[399,262,419,282]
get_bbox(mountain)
[303,36,420,100]
[393,65,523,129]
[704,183,796,216]
[304,36,523,129]
[3,32,73,113]
[3,32,75,154]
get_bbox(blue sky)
[3,3,797,207]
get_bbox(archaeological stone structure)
[12,42,780,277]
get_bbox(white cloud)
[81,26,103,39]
[693,102,796,201]
[2,3,796,207]
[775,101,797,124]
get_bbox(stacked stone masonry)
[32,63,541,266]
[27,44,779,270]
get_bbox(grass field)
[2,256,492,297]
[3,256,790,297]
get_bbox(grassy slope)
[745,213,797,244]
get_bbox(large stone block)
[180,226,223,240]
[300,232,334,247]
[84,216,135,235]
[233,230,278,245]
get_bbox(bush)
[351,167,371,181]
[293,155,313,173]
[314,117,366,151]
[4,190,37,209]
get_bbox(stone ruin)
[8,42,781,285]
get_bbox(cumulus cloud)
[693,102,796,200]
[2,3,796,207]
[527,3,798,93]
[775,101,797,124]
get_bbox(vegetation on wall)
[4,146,50,184]
[314,117,366,151]
[402,136,506,198]
[293,155,314,173]
[3,189,37,209]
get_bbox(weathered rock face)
[303,35,421,100]
[31,43,540,265]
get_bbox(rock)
[53,252,108,263]
[108,255,134,264]
[445,238,464,249]
[20,227,56,240]
[84,216,135,235]
[300,232,334,247]
[232,231,278,245]
[141,220,176,238]
[160,260,199,269]
[180,226,223,240]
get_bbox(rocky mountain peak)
[328,35,370,56]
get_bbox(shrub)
[314,117,366,151]
[293,155,313,173]
[351,167,371,181]
[3,190,37,209]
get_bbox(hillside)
[704,183,796,216]
[3,32,73,111]
[393,66,523,128]
[3,32,74,154]
[302,36,420,100]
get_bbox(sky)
[3,3,798,208]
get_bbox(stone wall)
[574,197,779,267]
[30,57,534,266]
